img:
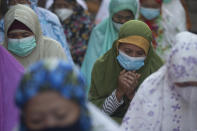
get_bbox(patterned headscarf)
[121,31,197,131]
[139,0,164,51]
[15,59,91,131]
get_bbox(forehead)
[9,0,29,3]
[54,0,69,4]
[119,43,144,51]
[8,29,32,34]
[25,91,73,111]
[114,10,133,16]
[140,0,160,7]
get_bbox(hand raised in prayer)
[116,70,141,102]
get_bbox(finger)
[120,69,126,75]
[124,73,136,81]
[124,74,135,81]
[127,71,136,76]
[136,73,141,79]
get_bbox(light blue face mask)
[117,50,146,71]
[140,6,160,20]
[113,21,123,31]
[8,36,37,57]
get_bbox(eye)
[22,32,31,37]
[124,49,133,54]
[137,51,145,56]
[8,34,15,38]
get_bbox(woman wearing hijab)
[81,0,138,89]
[89,20,163,123]
[0,0,73,63]
[2,4,67,68]
[139,0,189,61]
[50,0,94,66]
[15,59,122,131]
[121,32,197,131]
[0,45,24,131]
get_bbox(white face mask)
[9,4,30,9]
[174,86,197,104]
[55,8,74,22]
[112,21,123,31]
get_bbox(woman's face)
[140,0,161,8]
[119,43,146,57]
[8,30,33,39]
[24,91,80,130]
[9,0,31,6]
[53,0,75,10]
[112,10,134,24]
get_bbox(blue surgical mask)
[117,50,146,71]
[113,21,123,31]
[140,6,160,20]
[8,36,37,57]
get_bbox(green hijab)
[88,20,163,123]
[81,0,138,92]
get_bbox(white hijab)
[121,31,197,131]
[3,4,67,68]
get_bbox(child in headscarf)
[121,31,197,131]
[81,0,138,90]
[0,45,24,131]
[89,20,163,123]
[3,4,68,68]
[15,59,122,131]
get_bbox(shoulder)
[92,18,109,34]
[137,66,166,98]
[37,7,61,25]
[42,37,62,49]
[88,103,122,131]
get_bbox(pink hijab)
[0,45,24,131]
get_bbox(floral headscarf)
[121,32,197,131]
[52,0,94,66]
[15,59,91,131]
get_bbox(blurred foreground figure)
[0,45,24,131]
[121,32,197,131]
[15,59,122,131]
[2,5,67,68]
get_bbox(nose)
[121,19,128,24]
[17,35,24,39]
[129,52,137,57]
[44,117,57,128]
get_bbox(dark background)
[186,0,197,33]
